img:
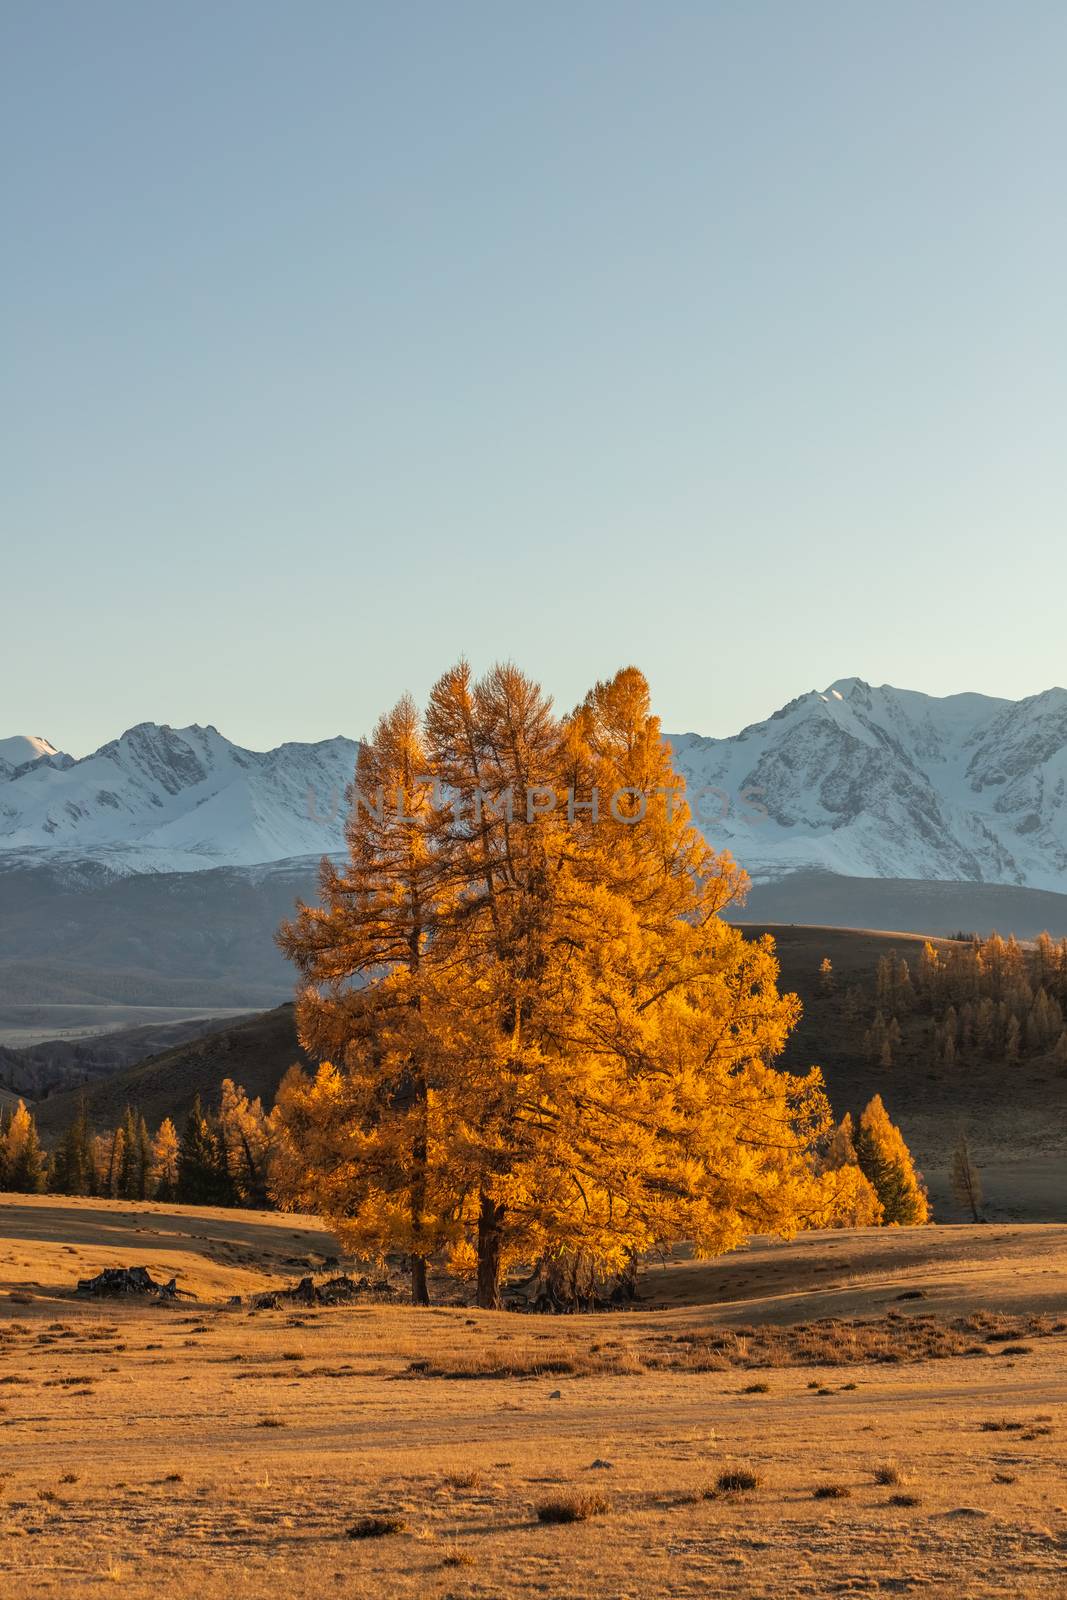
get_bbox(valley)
[1,1197,1064,1599]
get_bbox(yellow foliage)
[272,663,865,1305]
[855,1094,930,1226]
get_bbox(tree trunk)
[410,1254,430,1306]
[476,1193,505,1310]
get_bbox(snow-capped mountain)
[4,680,1067,890]
[0,723,357,873]
[669,678,1067,892]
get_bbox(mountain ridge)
[5,677,1067,890]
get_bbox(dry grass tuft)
[873,1462,906,1486]
[888,1492,921,1507]
[652,1310,1062,1373]
[441,1546,477,1568]
[741,1381,770,1394]
[404,1345,643,1380]
[709,1467,763,1496]
[813,1483,851,1499]
[536,1490,611,1524]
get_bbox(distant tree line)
[822,932,1067,1072]
[4,1070,935,1267]
[0,1080,270,1207]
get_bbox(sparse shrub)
[888,1493,921,1507]
[741,1381,770,1394]
[874,1463,904,1486]
[347,1515,409,1539]
[813,1484,850,1500]
[59,1472,79,1484]
[443,1469,483,1490]
[536,1490,610,1524]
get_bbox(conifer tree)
[218,1080,270,1206]
[275,696,456,1301]
[116,1107,143,1199]
[1005,1015,1021,1062]
[950,1131,982,1222]
[854,1095,929,1225]
[149,1119,180,1201]
[0,1101,47,1194]
[101,1125,125,1198]
[176,1096,232,1206]
[49,1098,95,1196]
[818,1114,883,1226]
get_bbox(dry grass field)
[1,1196,1065,1599]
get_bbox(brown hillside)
[746,924,1067,1224]
[33,1004,310,1141]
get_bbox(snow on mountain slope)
[4,682,1067,890]
[0,723,357,873]
[667,679,1067,891]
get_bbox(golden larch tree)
[273,662,865,1307]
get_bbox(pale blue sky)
[4,1,1067,755]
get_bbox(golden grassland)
[0,1196,1065,1598]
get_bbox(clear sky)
[4,1,1067,756]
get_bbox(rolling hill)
[30,925,1067,1226]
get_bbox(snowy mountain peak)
[0,735,72,783]
[825,676,866,698]
[0,722,358,873]
[0,734,60,766]
[667,681,1067,892]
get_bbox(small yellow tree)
[854,1095,929,1225]
[149,1119,180,1201]
[0,1101,47,1194]
[818,1114,884,1227]
[218,1080,270,1205]
[274,695,462,1302]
